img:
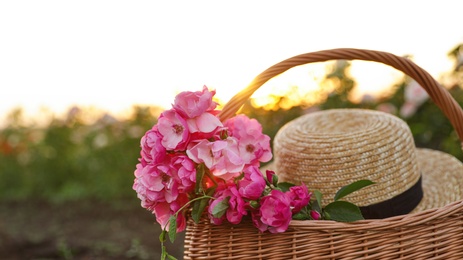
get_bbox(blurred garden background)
[1,43,462,259]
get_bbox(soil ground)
[0,198,184,259]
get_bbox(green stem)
[174,195,215,217]
[204,168,219,187]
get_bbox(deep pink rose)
[266,170,276,185]
[169,193,189,232]
[287,185,311,213]
[173,86,218,119]
[152,202,171,229]
[310,210,321,220]
[209,184,247,225]
[238,166,266,200]
[259,189,292,233]
[251,209,268,233]
[153,193,188,232]
[157,109,190,150]
[224,114,272,165]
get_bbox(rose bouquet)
[133,87,372,259]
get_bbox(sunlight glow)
[1,1,462,126]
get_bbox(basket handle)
[219,48,463,149]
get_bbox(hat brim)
[261,148,463,214]
[413,148,463,212]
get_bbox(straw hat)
[271,108,463,219]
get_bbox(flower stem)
[175,195,215,217]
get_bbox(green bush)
[0,106,161,202]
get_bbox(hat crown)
[273,109,420,206]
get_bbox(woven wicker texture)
[184,48,463,259]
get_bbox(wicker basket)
[183,48,463,260]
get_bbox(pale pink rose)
[259,189,292,233]
[186,112,223,134]
[157,109,190,150]
[376,103,397,115]
[133,162,181,209]
[133,176,157,210]
[399,102,418,119]
[186,139,214,167]
[238,166,266,200]
[133,164,166,210]
[209,184,247,225]
[173,86,218,119]
[287,185,311,213]
[140,126,166,164]
[224,115,272,165]
[187,138,244,181]
[405,80,428,105]
[209,138,245,180]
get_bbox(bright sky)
[1,1,462,124]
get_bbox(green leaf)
[211,197,230,218]
[159,230,167,243]
[191,188,216,223]
[168,215,177,243]
[324,201,364,222]
[272,174,279,187]
[249,200,259,209]
[277,182,295,192]
[314,190,323,207]
[334,180,375,201]
[292,211,309,220]
[195,164,205,194]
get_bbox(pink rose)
[171,155,196,193]
[287,185,311,214]
[153,193,188,232]
[259,190,292,233]
[133,164,168,210]
[186,112,222,134]
[209,184,247,225]
[224,115,272,165]
[400,102,418,119]
[250,209,267,233]
[187,138,244,181]
[157,109,190,150]
[376,103,397,115]
[405,80,428,105]
[238,166,266,200]
[265,170,276,185]
[140,126,166,164]
[310,210,321,220]
[173,86,218,119]
[169,193,189,232]
[133,160,182,209]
